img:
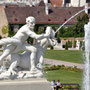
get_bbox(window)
[86,0,90,3]
[48,19,51,21]
[48,0,51,3]
[13,11,15,14]
[14,18,18,21]
[65,0,71,3]
[64,19,67,21]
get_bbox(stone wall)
[70,0,86,7]
[0,4,8,37]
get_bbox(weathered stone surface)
[0,78,51,90]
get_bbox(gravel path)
[44,58,84,69]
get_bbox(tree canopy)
[58,14,89,37]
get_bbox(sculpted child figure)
[0,16,50,73]
[36,26,55,69]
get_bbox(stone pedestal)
[0,78,51,90]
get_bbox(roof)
[38,0,45,6]
[4,5,89,25]
[50,0,63,7]
[38,0,63,7]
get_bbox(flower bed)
[43,65,82,72]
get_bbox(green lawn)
[44,69,83,86]
[45,50,84,64]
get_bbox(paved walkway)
[44,58,84,69]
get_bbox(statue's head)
[45,26,55,39]
[26,16,35,29]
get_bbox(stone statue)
[76,40,80,50]
[0,16,50,73]
[0,16,56,79]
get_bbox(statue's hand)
[45,26,55,39]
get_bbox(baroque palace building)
[0,0,90,7]
[63,0,90,7]
[69,0,90,7]
[0,0,90,37]
[0,0,41,6]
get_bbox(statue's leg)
[0,38,21,46]
[30,52,37,71]
[22,44,38,72]
[36,51,44,69]
[8,60,20,75]
[0,38,7,45]
[0,38,13,45]
[8,53,20,73]
[0,45,16,65]
[39,52,44,65]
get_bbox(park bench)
[55,83,80,90]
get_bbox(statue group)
[0,16,56,79]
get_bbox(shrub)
[68,41,72,48]
[8,27,15,37]
[58,13,89,37]
[57,37,61,43]
[65,42,68,50]
[48,45,54,50]
[0,45,2,48]
[0,35,2,39]
[37,26,45,34]
[51,46,54,50]
[74,40,76,48]
[50,65,59,70]
[27,37,33,44]
[2,25,9,34]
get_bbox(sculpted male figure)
[0,16,50,72]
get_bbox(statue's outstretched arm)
[27,31,50,40]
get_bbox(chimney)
[85,3,88,14]
[78,0,80,7]
[44,0,49,15]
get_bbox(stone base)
[0,78,51,90]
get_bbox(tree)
[2,25,9,35]
[58,13,89,37]
[65,42,68,50]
